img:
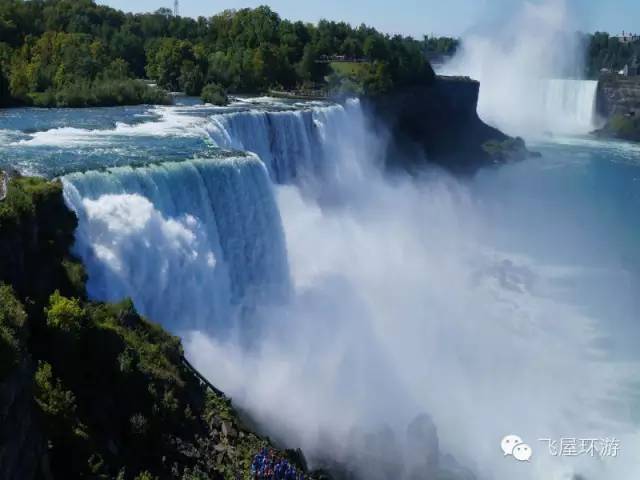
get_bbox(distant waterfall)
[62,156,290,332]
[541,79,598,135]
[475,77,600,136]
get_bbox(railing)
[180,355,225,397]
[268,89,329,100]
[0,171,7,202]
[315,56,368,64]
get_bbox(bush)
[29,79,171,108]
[607,114,640,141]
[0,285,27,380]
[34,361,83,436]
[46,291,84,334]
[201,83,229,106]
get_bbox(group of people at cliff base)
[251,448,305,480]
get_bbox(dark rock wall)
[363,77,511,174]
[0,361,48,480]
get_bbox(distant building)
[616,31,640,44]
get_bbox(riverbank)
[2,79,172,109]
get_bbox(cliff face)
[595,75,640,141]
[597,75,640,118]
[0,177,80,306]
[0,360,48,480]
[363,77,530,174]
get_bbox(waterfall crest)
[205,99,371,190]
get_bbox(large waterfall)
[471,78,600,136]
[60,99,371,332]
[48,97,638,480]
[540,79,599,134]
[63,155,290,332]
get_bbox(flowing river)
[1,96,639,480]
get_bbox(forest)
[0,0,458,107]
[586,32,640,77]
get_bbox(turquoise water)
[474,137,640,358]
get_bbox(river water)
[1,98,639,480]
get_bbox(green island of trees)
[0,0,461,108]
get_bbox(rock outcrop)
[363,76,533,174]
[597,75,640,118]
[0,171,7,201]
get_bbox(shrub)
[34,361,81,434]
[0,285,27,380]
[201,83,229,106]
[46,291,84,334]
[29,79,171,108]
[608,114,640,141]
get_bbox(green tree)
[146,38,195,91]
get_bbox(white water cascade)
[63,155,290,333]
[539,79,599,134]
[205,99,371,192]
[471,78,600,136]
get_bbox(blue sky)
[98,0,640,38]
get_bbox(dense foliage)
[422,35,459,60]
[0,176,322,480]
[586,32,640,78]
[201,83,229,105]
[0,0,439,105]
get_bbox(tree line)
[0,0,457,107]
[586,32,640,78]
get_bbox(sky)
[98,0,640,38]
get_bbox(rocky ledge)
[363,76,536,174]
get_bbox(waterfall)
[62,155,290,332]
[541,79,598,134]
[474,77,600,136]
[205,99,371,190]
[59,98,371,332]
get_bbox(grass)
[329,61,370,77]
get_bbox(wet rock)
[221,421,236,438]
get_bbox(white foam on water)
[11,106,207,147]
